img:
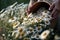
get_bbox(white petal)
[40,30,50,39]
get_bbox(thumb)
[49,3,55,10]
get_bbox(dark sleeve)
[55,13,60,36]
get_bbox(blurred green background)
[0,0,29,11]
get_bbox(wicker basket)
[29,1,56,28]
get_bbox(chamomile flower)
[23,18,28,21]
[0,13,5,17]
[2,34,5,36]
[12,30,19,38]
[12,30,19,36]
[28,13,33,18]
[45,20,50,25]
[18,27,25,32]
[8,16,17,22]
[12,21,20,29]
[15,32,19,38]
[42,11,48,16]
[39,30,50,39]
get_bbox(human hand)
[49,0,60,19]
[26,0,37,14]
[26,0,48,14]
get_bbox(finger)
[26,6,29,13]
[49,3,55,10]
[52,10,58,19]
[53,9,59,19]
[51,8,56,18]
[26,3,33,13]
[51,8,58,19]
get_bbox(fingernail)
[49,8,51,10]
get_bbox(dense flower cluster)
[0,2,57,40]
